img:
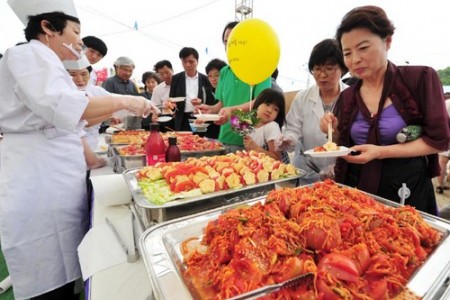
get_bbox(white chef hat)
[7,0,78,26]
[63,56,91,70]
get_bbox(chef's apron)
[0,129,89,300]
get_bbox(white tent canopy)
[1,0,450,91]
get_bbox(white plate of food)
[304,146,352,158]
[190,122,210,128]
[193,114,221,122]
[168,97,185,102]
[156,116,173,123]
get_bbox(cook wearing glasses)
[277,39,348,185]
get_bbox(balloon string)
[249,85,254,111]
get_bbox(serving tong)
[227,272,314,300]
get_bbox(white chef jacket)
[283,82,347,185]
[84,85,110,149]
[0,40,90,300]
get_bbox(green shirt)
[215,66,271,145]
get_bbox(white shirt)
[185,72,198,112]
[89,69,98,86]
[249,121,281,147]
[0,40,88,134]
[84,85,110,149]
[0,39,89,300]
[150,81,170,107]
[283,82,347,184]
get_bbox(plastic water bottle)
[396,125,422,143]
[146,123,166,165]
[166,136,181,162]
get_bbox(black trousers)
[345,156,437,215]
[30,281,79,300]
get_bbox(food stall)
[85,132,301,299]
[140,182,450,300]
[104,130,301,227]
[86,133,450,300]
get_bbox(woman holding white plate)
[278,39,348,185]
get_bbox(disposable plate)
[304,146,351,158]
[193,114,221,122]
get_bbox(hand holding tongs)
[227,272,314,300]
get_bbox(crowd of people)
[0,1,449,299]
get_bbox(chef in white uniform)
[63,57,111,169]
[0,1,154,299]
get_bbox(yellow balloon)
[227,18,280,85]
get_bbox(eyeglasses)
[312,65,339,76]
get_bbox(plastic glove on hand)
[144,100,160,117]
[125,96,149,116]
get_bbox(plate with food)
[304,142,351,157]
[156,116,173,123]
[190,122,210,129]
[193,114,221,122]
[168,97,186,102]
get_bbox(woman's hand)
[343,144,383,164]
[319,112,339,134]
[109,117,122,125]
[243,135,259,151]
[151,113,159,123]
[215,107,234,125]
[197,103,216,114]
[190,98,202,106]
[275,135,296,152]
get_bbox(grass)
[0,244,84,300]
[0,243,14,300]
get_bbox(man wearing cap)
[82,35,108,86]
[102,56,139,96]
[102,56,141,130]
[1,1,153,299]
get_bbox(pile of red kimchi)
[181,180,442,299]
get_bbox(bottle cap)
[150,123,160,131]
[168,136,177,145]
[396,132,407,143]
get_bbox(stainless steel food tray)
[104,133,141,146]
[180,148,226,160]
[140,188,450,300]
[123,167,304,209]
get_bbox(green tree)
[437,67,450,85]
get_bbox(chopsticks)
[327,112,332,143]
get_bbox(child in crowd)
[243,88,290,163]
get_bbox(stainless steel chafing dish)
[123,167,303,227]
[139,189,450,300]
[106,133,226,174]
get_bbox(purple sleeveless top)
[350,105,407,145]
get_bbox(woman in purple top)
[320,5,450,215]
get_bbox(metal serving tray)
[180,148,226,161]
[104,131,147,146]
[140,189,450,300]
[123,167,304,209]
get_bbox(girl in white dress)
[243,88,289,163]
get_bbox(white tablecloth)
[88,165,153,300]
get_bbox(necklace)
[322,97,338,113]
